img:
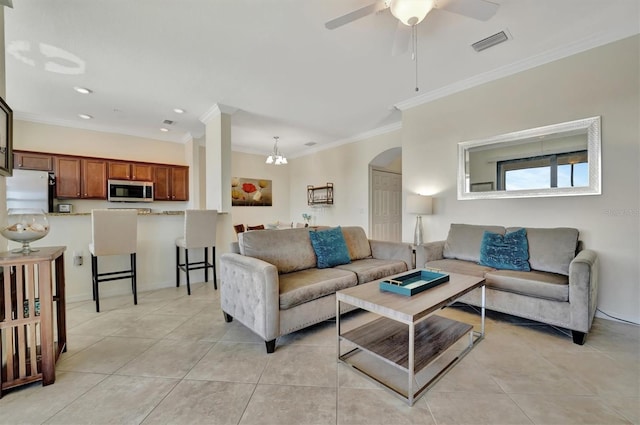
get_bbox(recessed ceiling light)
[173,108,185,114]
[160,128,170,132]
[73,86,92,94]
[78,113,93,119]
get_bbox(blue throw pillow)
[309,226,352,269]
[479,228,531,271]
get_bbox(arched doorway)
[369,147,402,241]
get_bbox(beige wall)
[402,35,639,323]
[231,151,291,230]
[288,130,402,230]
[13,120,186,164]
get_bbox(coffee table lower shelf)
[338,314,481,405]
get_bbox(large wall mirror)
[458,116,601,200]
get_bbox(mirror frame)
[457,116,601,200]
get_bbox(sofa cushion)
[279,268,357,310]
[309,226,351,269]
[341,226,373,260]
[485,269,569,301]
[507,227,578,276]
[239,227,316,274]
[443,224,506,262]
[425,259,496,278]
[335,258,408,284]
[479,229,531,272]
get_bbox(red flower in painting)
[242,183,257,193]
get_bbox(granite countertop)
[48,211,185,216]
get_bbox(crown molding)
[394,28,639,111]
[199,103,238,124]
[14,111,190,144]
[287,121,402,159]
[229,122,402,158]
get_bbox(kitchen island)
[6,211,223,303]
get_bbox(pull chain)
[412,25,419,92]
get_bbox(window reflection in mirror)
[458,116,601,200]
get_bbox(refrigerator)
[6,169,55,212]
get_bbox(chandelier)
[265,136,288,165]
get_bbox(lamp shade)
[406,194,432,215]
[389,0,435,26]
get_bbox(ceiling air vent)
[162,119,174,125]
[471,30,509,52]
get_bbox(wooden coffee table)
[336,271,485,406]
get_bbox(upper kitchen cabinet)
[132,163,154,181]
[55,157,81,198]
[83,159,108,198]
[154,165,188,201]
[108,161,131,180]
[14,151,53,171]
[55,156,107,199]
[108,161,154,181]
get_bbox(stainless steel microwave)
[108,179,154,202]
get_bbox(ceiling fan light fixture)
[389,0,435,26]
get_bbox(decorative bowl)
[1,208,50,253]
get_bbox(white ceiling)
[4,1,639,158]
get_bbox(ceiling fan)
[325,0,499,30]
[326,0,499,91]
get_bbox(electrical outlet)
[73,251,83,266]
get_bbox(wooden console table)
[0,246,67,397]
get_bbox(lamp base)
[414,215,423,246]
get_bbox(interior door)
[370,168,402,242]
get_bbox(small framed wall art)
[231,177,273,206]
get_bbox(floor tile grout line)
[38,371,112,425]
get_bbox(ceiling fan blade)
[438,0,499,21]
[391,21,411,56]
[325,0,389,30]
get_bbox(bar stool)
[89,209,138,313]
[176,209,218,295]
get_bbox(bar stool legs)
[175,209,218,295]
[176,246,217,295]
[90,253,137,313]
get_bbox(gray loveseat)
[415,224,599,344]
[220,226,413,352]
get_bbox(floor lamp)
[407,194,433,246]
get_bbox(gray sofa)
[220,226,413,352]
[415,224,599,344]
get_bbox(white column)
[183,133,199,209]
[199,103,235,212]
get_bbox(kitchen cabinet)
[132,163,154,181]
[83,159,108,198]
[13,151,53,171]
[55,157,107,199]
[108,161,154,181]
[108,161,131,180]
[154,165,188,201]
[55,157,81,198]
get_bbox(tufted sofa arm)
[220,253,280,343]
[568,249,599,335]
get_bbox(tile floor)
[1,282,639,425]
